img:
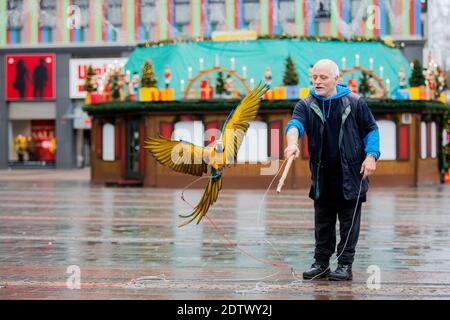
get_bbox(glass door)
[126,119,141,180]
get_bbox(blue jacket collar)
[310,84,352,101]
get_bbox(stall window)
[420,121,427,159]
[102,123,115,161]
[397,124,410,161]
[377,120,396,160]
[431,122,437,159]
[173,121,205,147]
[237,121,268,163]
[268,120,283,159]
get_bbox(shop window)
[105,0,122,27]
[10,119,56,163]
[377,120,396,160]
[173,121,205,147]
[237,121,268,163]
[208,0,226,27]
[420,121,427,159]
[243,0,260,30]
[314,0,331,20]
[279,0,295,22]
[139,0,156,39]
[39,0,56,43]
[105,0,122,41]
[102,123,115,161]
[174,0,190,25]
[71,0,90,42]
[7,0,23,29]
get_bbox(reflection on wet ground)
[0,179,449,299]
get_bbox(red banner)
[5,54,56,101]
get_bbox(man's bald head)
[311,59,340,98]
[313,59,340,77]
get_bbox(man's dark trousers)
[313,200,362,265]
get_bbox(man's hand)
[284,144,300,159]
[360,155,377,179]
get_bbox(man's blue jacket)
[285,84,380,201]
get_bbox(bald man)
[284,59,380,281]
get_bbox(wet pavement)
[0,169,449,300]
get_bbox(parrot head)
[210,140,225,170]
[214,140,224,153]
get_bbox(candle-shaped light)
[379,66,384,79]
[199,58,204,71]
[242,66,247,79]
[410,62,414,69]
[180,79,185,92]
[369,58,374,70]
[341,57,346,70]
[230,57,235,71]
[355,54,360,67]
[386,78,390,92]
[215,54,220,68]
[250,78,255,90]
[188,67,192,79]
[126,70,131,82]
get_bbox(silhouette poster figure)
[33,58,48,98]
[13,60,29,98]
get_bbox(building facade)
[0,0,428,170]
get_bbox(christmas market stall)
[83,38,450,189]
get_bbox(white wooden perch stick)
[276,155,295,193]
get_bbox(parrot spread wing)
[221,84,268,164]
[144,85,267,227]
[144,135,208,176]
[178,170,223,227]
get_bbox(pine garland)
[83,99,450,114]
[136,35,398,49]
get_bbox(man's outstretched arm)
[284,100,308,159]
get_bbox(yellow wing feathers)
[143,85,268,227]
[144,135,208,176]
[222,84,268,164]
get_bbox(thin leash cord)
[178,162,364,287]
[179,163,293,272]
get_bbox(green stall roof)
[125,39,411,99]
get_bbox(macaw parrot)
[144,84,268,227]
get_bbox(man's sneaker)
[328,264,353,281]
[302,263,330,280]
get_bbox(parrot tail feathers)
[178,176,222,227]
